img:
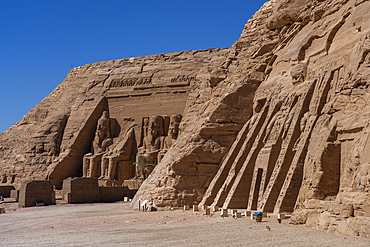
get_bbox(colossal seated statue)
[134,114,182,179]
[158,114,182,163]
[135,116,164,179]
[120,114,182,189]
[99,128,136,181]
[83,111,112,178]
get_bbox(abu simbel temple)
[1,0,370,238]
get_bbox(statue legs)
[89,157,98,177]
[99,155,118,180]
[85,153,103,178]
[107,157,117,180]
[99,157,109,179]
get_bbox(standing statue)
[83,111,113,177]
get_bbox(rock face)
[0,0,369,238]
[0,49,228,189]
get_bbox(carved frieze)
[109,77,152,88]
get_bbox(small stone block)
[141,200,148,211]
[124,197,129,202]
[221,209,228,217]
[141,200,148,207]
[193,205,199,212]
[278,213,285,219]
[205,208,210,215]
[0,207,5,214]
[236,212,242,218]
[66,193,72,203]
[245,210,251,216]
[212,205,219,212]
[262,212,267,217]
[10,190,19,199]
[184,205,190,210]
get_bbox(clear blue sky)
[0,0,267,133]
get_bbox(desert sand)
[0,202,369,247]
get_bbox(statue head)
[291,63,308,84]
[103,111,108,118]
[143,117,149,126]
[167,114,181,139]
[148,116,162,140]
[168,122,179,139]
[170,114,182,124]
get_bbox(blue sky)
[0,0,267,133]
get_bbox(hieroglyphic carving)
[109,79,136,87]
[170,75,196,83]
[108,74,195,88]
[109,77,152,88]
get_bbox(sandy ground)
[0,201,369,247]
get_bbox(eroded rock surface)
[1,0,369,238]
[0,49,228,188]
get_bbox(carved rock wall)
[0,0,369,238]
[0,49,228,188]
[134,0,370,238]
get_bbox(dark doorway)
[251,168,263,210]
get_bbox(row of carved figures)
[82,111,182,183]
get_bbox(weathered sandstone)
[0,0,370,238]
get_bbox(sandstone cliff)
[134,0,370,237]
[0,49,229,187]
[1,0,369,238]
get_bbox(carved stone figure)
[291,63,308,84]
[99,128,135,181]
[141,116,162,152]
[83,111,113,178]
[134,116,163,179]
[142,117,149,139]
[158,114,182,163]
[93,111,112,153]
[134,115,181,179]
